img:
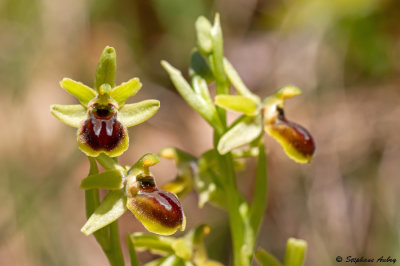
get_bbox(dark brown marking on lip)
[80,114,125,151]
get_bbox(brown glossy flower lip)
[272,107,315,158]
[78,102,125,152]
[131,189,184,229]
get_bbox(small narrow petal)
[111,78,142,106]
[60,78,97,106]
[50,104,87,128]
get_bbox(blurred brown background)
[1,0,400,265]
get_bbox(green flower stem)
[250,138,268,235]
[85,157,126,266]
[108,220,125,266]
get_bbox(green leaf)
[195,16,213,54]
[161,60,223,134]
[50,104,86,128]
[94,46,116,91]
[130,233,175,255]
[126,235,140,266]
[118,100,160,127]
[111,78,142,106]
[283,238,307,266]
[217,115,263,155]
[223,58,259,102]
[60,78,97,106]
[81,190,127,236]
[215,94,258,116]
[189,50,213,82]
[80,169,123,190]
[255,248,282,266]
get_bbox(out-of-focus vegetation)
[1,0,399,265]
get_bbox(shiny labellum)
[127,176,186,235]
[78,102,128,157]
[265,107,315,163]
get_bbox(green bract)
[50,46,160,157]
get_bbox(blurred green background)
[1,0,400,265]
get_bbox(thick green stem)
[107,221,125,266]
[85,157,125,266]
[250,138,268,235]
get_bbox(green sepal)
[94,46,116,91]
[189,50,213,82]
[283,238,307,266]
[161,61,223,133]
[192,75,213,106]
[50,104,87,128]
[223,58,260,102]
[215,94,258,116]
[80,169,123,190]
[172,238,192,260]
[111,78,142,106]
[210,13,227,86]
[81,190,127,236]
[195,16,213,54]
[158,255,185,266]
[255,248,282,266]
[217,115,263,155]
[60,78,97,106]
[129,233,175,255]
[118,100,160,127]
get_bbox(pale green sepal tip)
[50,104,87,128]
[80,169,123,190]
[255,248,282,266]
[111,78,142,106]
[195,16,213,54]
[118,100,160,127]
[130,153,160,173]
[217,115,263,155]
[94,46,117,91]
[283,238,307,266]
[81,190,127,236]
[276,85,302,99]
[59,78,97,106]
[215,94,258,116]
